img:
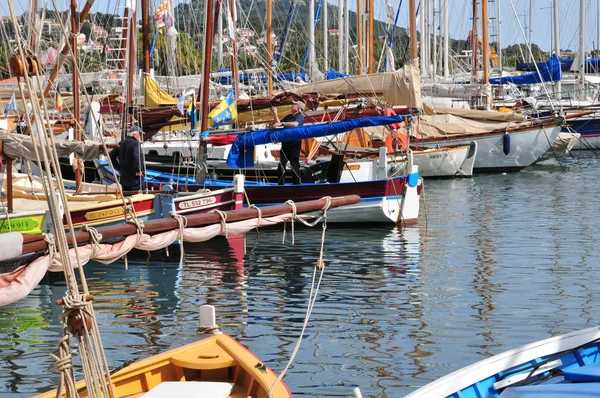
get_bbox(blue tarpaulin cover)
[490,54,562,85]
[324,68,351,80]
[226,115,405,168]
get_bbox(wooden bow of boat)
[34,333,292,398]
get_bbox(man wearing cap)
[271,103,304,185]
[109,125,146,192]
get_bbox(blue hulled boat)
[407,326,600,398]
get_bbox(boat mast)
[424,0,430,75]
[267,0,273,92]
[579,0,585,101]
[308,0,315,80]
[338,0,343,72]
[217,8,223,67]
[528,0,533,62]
[70,0,81,192]
[357,0,363,74]
[197,0,216,183]
[443,0,449,77]
[230,0,239,100]
[409,0,417,60]
[553,0,560,97]
[344,0,350,73]
[432,0,437,79]
[496,0,502,72]
[481,0,489,85]
[30,0,39,52]
[367,0,374,73]
[126,5,137,117]
[142,0,150,74]
[420,0,425,75]
[323,0,328,71]
[471,0,478,80]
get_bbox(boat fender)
[408,172,419,188]
[503,133,510,155]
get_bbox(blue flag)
[4,94,16,117]
[190,101,197,130]
[208,87,237,127]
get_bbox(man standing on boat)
[109,125,146,193]
[271,103,304,185]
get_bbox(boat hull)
[561,115,600,149]
[419,125,561,173]
[412,143,476,177]
[0,211,48,235]
[35,334,292,398]
[407,326,600,398]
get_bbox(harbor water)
[1,152,600,397]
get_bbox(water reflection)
[2,154,600,397]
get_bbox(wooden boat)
[406,326,600,398]
[98,160,422,225]
[0,210,48,234]
[35,333,292,398]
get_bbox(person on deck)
[109,125,146,192]
[271,103,304,185]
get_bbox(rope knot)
[212,210,229,238]
[282,200,298,244]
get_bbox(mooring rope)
[268,202,329,397]
[169,212,188,265]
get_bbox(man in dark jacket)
[271,103,304,185]
[109,125,145,192]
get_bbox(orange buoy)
[385,130,408,152]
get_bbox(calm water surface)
[1,152,600,397]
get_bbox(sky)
[2,0,597,53]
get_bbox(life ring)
[383,108,408,152]
[385,130,408,152]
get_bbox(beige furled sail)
[293,59,422,108]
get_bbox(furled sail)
[227,114,405,168]
[293,59,422,108]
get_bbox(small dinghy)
[35,306,292,398]
[407,326,600,398]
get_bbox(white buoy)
[353,387,363,398]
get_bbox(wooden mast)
[357,0,363,74]
[197,0,216,183]
[267,0,273,94]
[367,0,374,73]
[409,0,417,60]
[142,0,150,74]
[70,0,82,192]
